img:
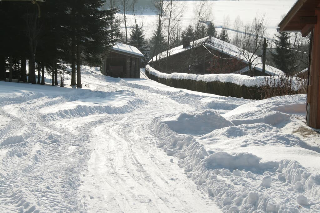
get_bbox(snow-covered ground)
[0,67,319,212]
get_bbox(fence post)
[262,38,267,74]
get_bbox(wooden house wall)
[149,46,248,75]
[103,51,140,78]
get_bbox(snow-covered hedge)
[145,65,305,100]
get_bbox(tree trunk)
[52,63,55,86]
[27,13,37,85]
[55,65,58,85]
[76,42,82,88]
[0,55,5,81]
[21,57,27,82]
[71,8,76,86]
[29,53,36,84]
[60,76,64,87]
[124,0,127,43]
[249,62,253,77]
[166,0,173,72]
[37,62,41,84]
[9,57,13,82]
[41,63,45,85]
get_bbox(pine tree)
[194,25,206,40]
[129,24,146,50]
[150,20,166,58]
[129,24,148,65]
[271,31,296,75]
[0,2,29,82]
[219,28,230,43]
[207,22,217,38]
[181,25,195,42]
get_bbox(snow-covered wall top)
[150,36,285,76]
[146,64,266,87]
[112,43,144,58]
[146,64,304,90]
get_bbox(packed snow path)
[0,68,319,212]
[0,71,221,212]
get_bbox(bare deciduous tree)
[232,16,244,47]
[237,16,267,76]
[120,0,131,43]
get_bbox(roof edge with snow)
[111,42,144,58]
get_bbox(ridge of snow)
[146,64,304,90]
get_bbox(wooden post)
[307,10,320,129]
[262,38,267,74]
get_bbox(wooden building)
[279,0,320,129]
[149,37,284,77]
[102,43,144,78]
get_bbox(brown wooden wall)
[103,51,140,78]
[307,10,320,129]
[149,46,249,76]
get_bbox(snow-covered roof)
[295,68,308,76]
[111,43,144,58]
[150,37,285,76]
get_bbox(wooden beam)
[279,0,308,31]
[307,9,320,129]
[300,16,318,24]
[307,86,312,103]
[302,24,315,36]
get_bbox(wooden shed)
[279,0,320,129]
[102,43,144,78]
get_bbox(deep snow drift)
[0,67,319,212]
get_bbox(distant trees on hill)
[0,0,119,87]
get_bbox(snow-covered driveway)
[0,68,319,212]
[0,70,222,212]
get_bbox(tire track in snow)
[80,96,221,213]
[0,92,93,212]
[1,73,222,212]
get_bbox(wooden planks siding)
[307,10,320,129]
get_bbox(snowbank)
[146,65,304,90]
[164,110,233,135]
[150,95,320,212]
[146,65,305,101]
[146,64,265,87]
